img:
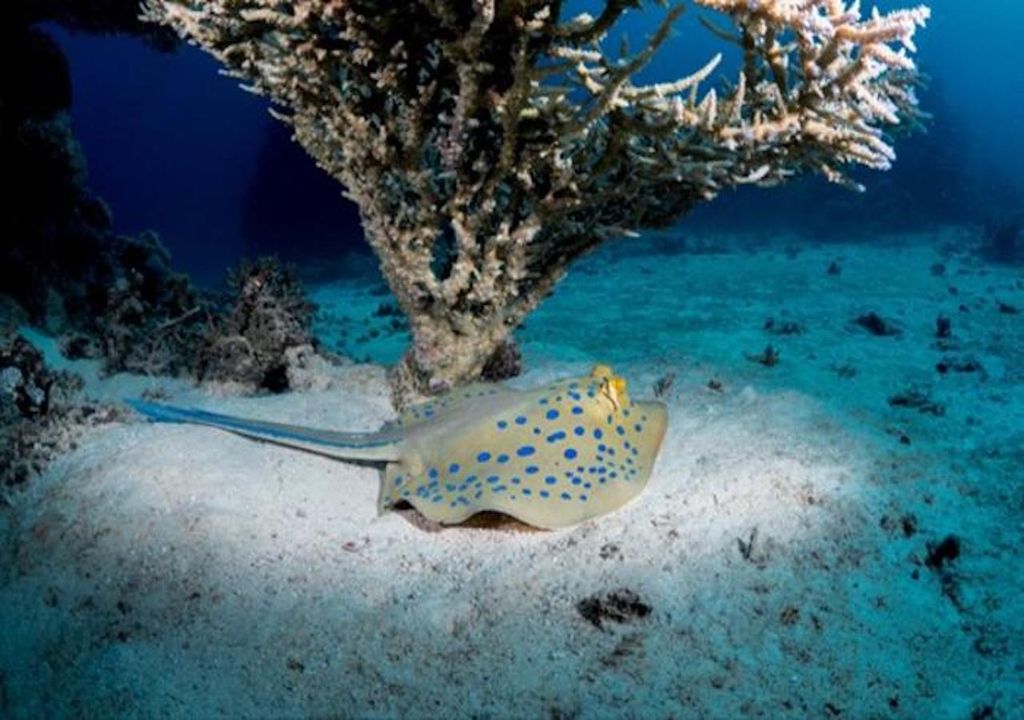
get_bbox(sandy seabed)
[1,229,1021,718]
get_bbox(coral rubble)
[0,333,120,487]
[198,258,320,392]
[144,0,929,403]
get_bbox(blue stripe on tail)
[126,399,204,425]
[125,398,400,454]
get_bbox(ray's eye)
[600,380,616,410]
[598,374,629,413]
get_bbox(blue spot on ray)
[517,445,536,457]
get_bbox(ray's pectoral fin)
[379,365,669,530]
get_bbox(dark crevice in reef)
[1,2,199,373]
[2,1,327,389]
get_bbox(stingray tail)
[126,399,402,462]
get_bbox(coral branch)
[143,0,929,404]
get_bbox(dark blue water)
[49,1,1022,283]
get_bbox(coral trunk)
[389,318,517,408]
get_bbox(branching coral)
[144,0,929,405]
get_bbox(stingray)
[128,365,668,529]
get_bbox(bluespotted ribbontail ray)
[127,365,668,529]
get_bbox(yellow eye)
[611,377,627,396]
[599,375,629,411]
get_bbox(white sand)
[2,230,1021,718]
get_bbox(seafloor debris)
[888,388,946,416]
[936,356,985,376]
[855,312,903,336]
[827,260,842,276]
[599,543,623,561]
[880,513,919,538]
[996,300,1019,315]
[831,363,858,379]
[763,317,804,335]
[652,372,676,398]
[936,315,952,339]
[197,257,318,392]
[0,332,120,487]
[923,534,965,613]
[925,534,961,570]
[746,345,780,367]
[576,589,652,630]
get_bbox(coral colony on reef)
[197,258,320,392]
[144,0,930,404]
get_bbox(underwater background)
[2,1,1022,718]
